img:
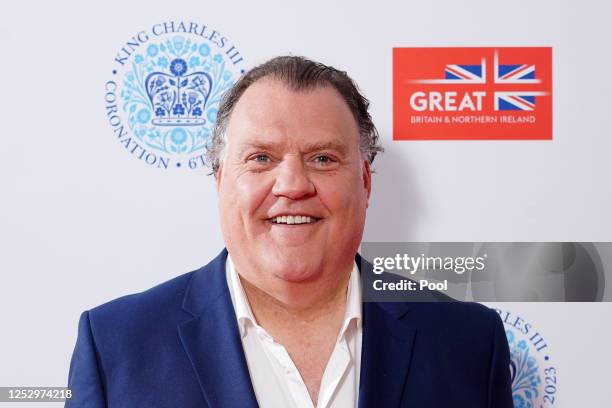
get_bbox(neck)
[240,267,351,324]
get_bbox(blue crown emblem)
[145,58,213,126]
[116,33,243,167]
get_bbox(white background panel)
[0,0,610,405]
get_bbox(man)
[66,56,513,407]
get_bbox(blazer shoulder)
[85,249,228,333]
[434,300,497,319]
[90,269,195,319]
[408,300,501,335]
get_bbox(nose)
[272,155,315,200]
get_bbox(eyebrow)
[236,139,349,157]
[301,140,349,156]
[237,140,283,156]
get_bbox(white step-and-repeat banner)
[1,0,611,406]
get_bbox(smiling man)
[66,57,513,408]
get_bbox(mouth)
[268,215,322,225]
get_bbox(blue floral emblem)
[120,36,236,155]
[506,330,542,408]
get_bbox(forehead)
[225,79,360,150]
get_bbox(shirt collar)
[225,254,362,339]
[341,260,363,336]
[226,254,258,338]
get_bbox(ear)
[362,160,372,205]
[215,163,223,192]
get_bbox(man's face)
[216,78,371,287]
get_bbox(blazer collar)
[178,248,258,408]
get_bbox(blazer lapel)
[358,302,417,408]
[357,254,417,408]
[178,249,258,408]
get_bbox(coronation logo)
[393,47,552,140]
[104,21,246,171]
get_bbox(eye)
[249,154,271,163]
[312,155,336,165]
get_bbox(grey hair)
[205,56,383,174]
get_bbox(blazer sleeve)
[65,311,107,408]
[487,309,514,408]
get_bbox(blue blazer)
[66,249,512,407]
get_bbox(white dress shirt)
[225,255,363,408]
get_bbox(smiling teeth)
[272,215,314,224]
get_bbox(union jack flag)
[494,52,540,84]
[495,92,545,111]
[408,49,550,111]
[493,52,546,110]
[445,64,483,81]
[394,46,552,140]
[413,58,486,84]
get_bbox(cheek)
[315,172,368,215]
[221,172,273,217]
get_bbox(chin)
[267,256,324,283]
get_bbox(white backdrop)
[1,0,611,406]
